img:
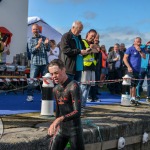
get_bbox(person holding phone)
[60,21,90,82]
[0,35,10,64]
[0,35,10,89]
[80,29,98,109]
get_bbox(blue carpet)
[0,91,42,115]
[86,92,121,106]
[0,91,121,115]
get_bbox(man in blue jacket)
[136,45,150,102]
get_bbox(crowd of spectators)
[26,21,150,104]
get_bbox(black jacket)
[60,30,85,75]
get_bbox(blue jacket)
[141,53,149,69]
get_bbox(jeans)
[136,68,150,97]
[30,64,47,78]
[80,84,91,107]
[89,69,101,99]
[27,64,47,96]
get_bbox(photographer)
[0,34,10,89]
[0,34,10,65]
[136,44,150,102]
[0,41,4,53]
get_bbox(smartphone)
[87,48,92,52]
[2,34,9,42]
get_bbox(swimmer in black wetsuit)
[47,59,84,150]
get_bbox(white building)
[0,0,28,63]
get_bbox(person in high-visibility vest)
[80,29,99,110]
[89,34,102,99]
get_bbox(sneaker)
[95,98,101,102]
[92,98,101,102]
[130,97,139,105]
[90,99,99,102]
[136,96,140,100]
[146,97,150,103]
[26,96,33,102]
[130,97,136,104]
[87,98,92,102]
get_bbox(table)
[0,76,27,94]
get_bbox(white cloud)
[98,26,150,50]
[55,25,150,51]
[82,11,97,20]
[137,18,150,25]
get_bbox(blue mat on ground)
[86,92,121,106]
[0,91,42,115]
[0,91,122,115]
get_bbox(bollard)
[41,73,54,116]
[121,74,131,106]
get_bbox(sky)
[28,0,150,50]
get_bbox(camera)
[2,34,9,42]
[87,48,92,52]
[147,45,150,50]
[0,34,9,42]
[140,44,146,49]
[0,34,9,53]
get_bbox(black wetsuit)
[49,78,84,150]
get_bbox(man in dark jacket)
[60,21,89,82]
[107,43,124,94]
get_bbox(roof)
[28,16,47,25]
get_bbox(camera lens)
[147,46,150,50]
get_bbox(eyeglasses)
[76,27,83,32]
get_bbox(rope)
[0,76,149,94]
[82,119,103,142]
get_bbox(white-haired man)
[60,21,90,82]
